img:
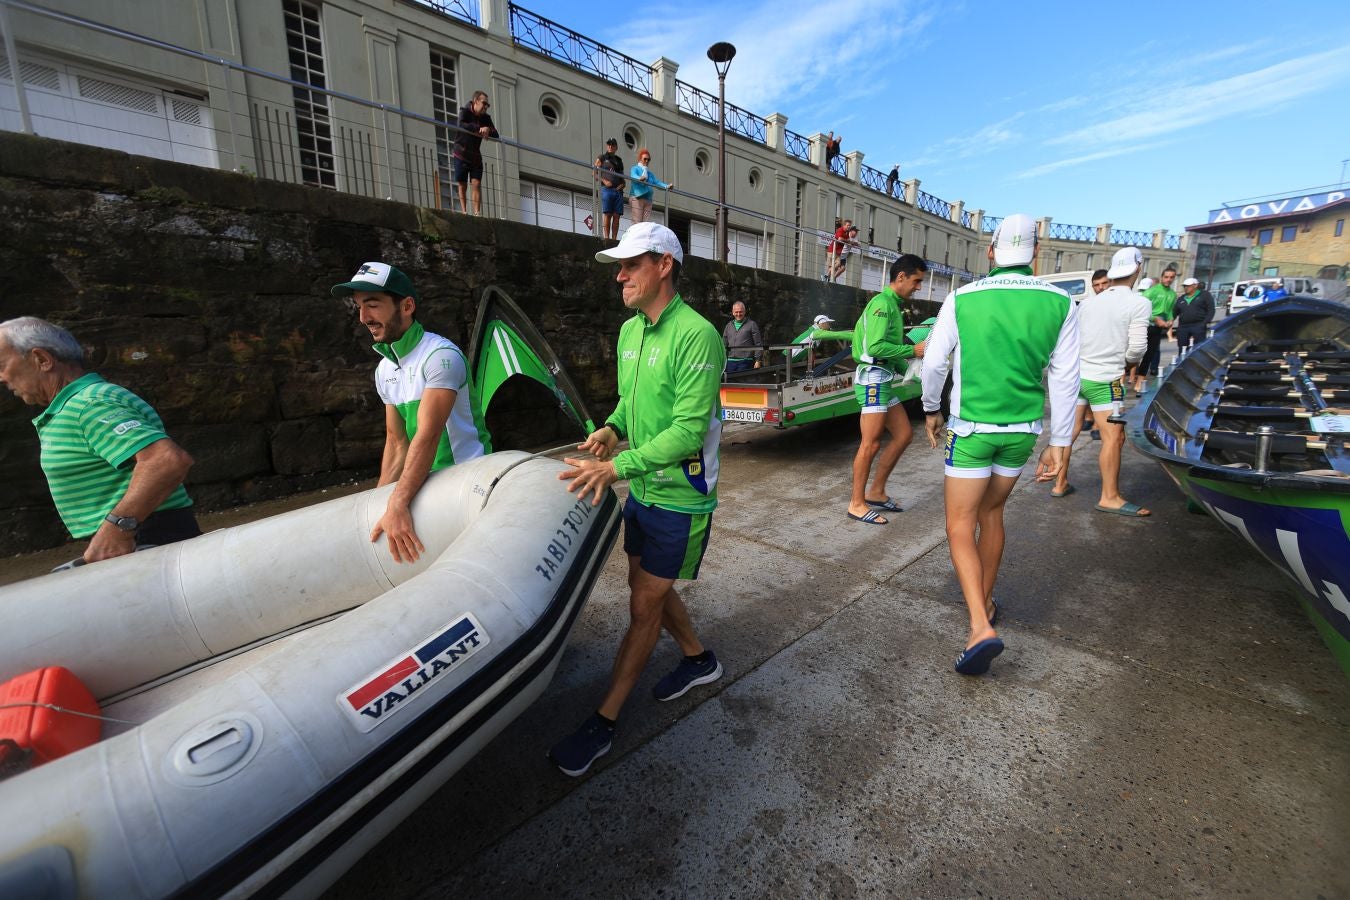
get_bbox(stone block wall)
[0,133,937,555]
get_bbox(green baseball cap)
[331,261,418,300]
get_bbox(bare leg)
[470,178,482,215]
[1093,409,1149,514]
[867,402,913,502]
[1052,403,1088,494]
[598,558,697,720]
[455,181,468,214]
[944,474,1018,648]
[848,412,886,520]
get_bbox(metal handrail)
[507,4,652,97]
[960,209,972,229]
[916,190,951,219]
[673,79,766,144]
[784,129,810,163]
[1049,222,1095,242]
[982,215,1003,233]
[406,0,479,26]
[859,163,887,193]
[827,153,846,177]
[1163,234,1181,250]
[1110,228,1152,247]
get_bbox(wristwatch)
[104,512,140,532]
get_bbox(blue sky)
[523,0,1350,236]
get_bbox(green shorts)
[854,366,898,413]
[943,430,1037,479]
[1077,378,1125,412]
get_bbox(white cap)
[1137,277,1154,291]
[1107,246,1142,280]
[813,314,834,327]
[595,222,685,264]
[1182,277,1199,286]
[991,213,1036,266]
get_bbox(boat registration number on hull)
[724,408,765,423]
[339,614,491,733]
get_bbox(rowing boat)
[1126,296,1350,679]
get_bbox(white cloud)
[1013,140,1172,180]
[607,0,937,122]
[1048,46,1350,149]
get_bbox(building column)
[971,209,984,233]
[1097,223,1112,244]
[1153,228,1168,249]
[951,200,964,226]
[651,57,679,111]
[903,178,919,206]
[481,0,510,40]
[810,132,828,170]
[488,70,519,222]
[765,113,787,154]
[844,149,864,183]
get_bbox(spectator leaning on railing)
[628,148,671,224]
[451,90,498,216]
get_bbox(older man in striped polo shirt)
[0,316,200,564]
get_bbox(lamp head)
[707,42,737,77]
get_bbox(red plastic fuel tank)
[0,666,101,766]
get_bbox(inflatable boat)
[0,450,620,897]
[1127,296,1350,679]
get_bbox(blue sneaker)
[548,714,613,777]
[653,652,723,702]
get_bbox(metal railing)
[982,215,1003,233]
[407,0,479,27]
[827,152,845,177]
[1049,222,1095,242]
[916,189,951,219]
[859,163,887,194]
[507,4,652,97]
[673,79,766,144]
[784,128,811,163]
[1110,228,1152,247]
[960,209,972,229]
[1163,234,1181,250]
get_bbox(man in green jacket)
[550,222,725,776]
[1133,268,1176,393]
[846,254,928,524]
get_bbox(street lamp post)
[707,41,736,264]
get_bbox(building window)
[1054,250,1063,273]
[1085,253,1094,269]
[429,49,458,210]
[748,167,761,191]
[694,149,710,174]
[1257,228,1273,245]
[539,95,564,126]
[623,126,640,150]
[1264,267,1278,276]
[1336,218,1344,237]
[1281,225,1297,243]
[283,0,336,189]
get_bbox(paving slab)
[327,410,1350,899]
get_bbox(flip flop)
[987,597,1000,626]
[1050,484,1076,498]
[865,497,903,512]
[1095,502,1150,517]
[847,509,888,525]
[955,637,1005,675]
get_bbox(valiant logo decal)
[339,615,490,732]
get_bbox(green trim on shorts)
[1078,377,1124,409]
[945,430,1037,470]
[679,512,712,580]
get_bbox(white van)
[1229,277,1317,313]
[1042,270,1099,303]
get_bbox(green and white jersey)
[605,294,724,514]
[851,285,915,373]
[921,266,1081,446]
[1143,283,1176,323]
[373,321,491,470]
[34,373,193,539]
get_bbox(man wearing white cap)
[1050,247,1152,516]
[920,214,1080,675]
[550,222,725,776]
[332,262,491,564]
[1172,277,1213,353]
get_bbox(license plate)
[723,407,765,423]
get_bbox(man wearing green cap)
[332,262,491,563]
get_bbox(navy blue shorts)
[601,187,624,215]
[622,496,713,581]
[452,157,482,183]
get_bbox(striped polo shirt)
[34,373,193,538]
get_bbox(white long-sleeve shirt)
[1078,286,1151,382]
